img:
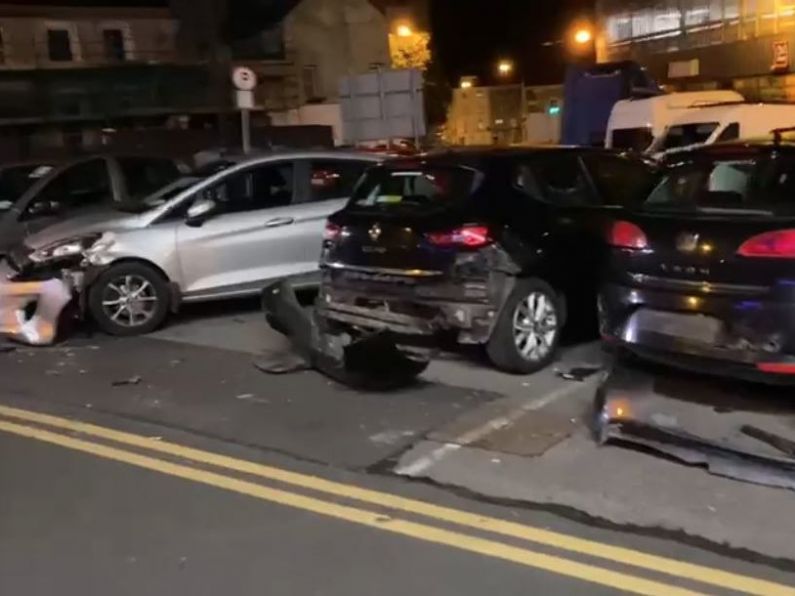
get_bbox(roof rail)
[771,126,795,146]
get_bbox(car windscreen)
[643,154,795,214]
[0,164,53,210]
[114,177,199,213]
[348,166,480,214]
[657,122,719,152]
[611,127,654,152]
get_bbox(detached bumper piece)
[594,358,795,490]
[0,278,72,345]
[261,280,428,390]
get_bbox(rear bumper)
[317,270,512,345]
[600,281,795,382]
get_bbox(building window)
[302,65,319,100]
[102,29,126,61]
[47,28,74,62]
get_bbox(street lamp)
[573,28,593,45]
[497,60,514,77]
[460,80,473,89]
[396,23,413,37]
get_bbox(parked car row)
[4,136,795,385]
[316,136,795,384]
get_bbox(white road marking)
[396,381,592,477]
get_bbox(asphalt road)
[1,301,795,594]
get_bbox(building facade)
[0,3,220,158]
[596,0,795,100]
[446,84,563,146]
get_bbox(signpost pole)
[241,108,251,154]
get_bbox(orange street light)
[396,24,413,37]
[574,27,593,45]
[497,60,514,76]
[460,80,473,89]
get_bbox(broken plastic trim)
[260,280,428,390]
[0,277,72,345]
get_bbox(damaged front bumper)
[0,259,75,345]
[594,358,795,490]
[0,249,107,345]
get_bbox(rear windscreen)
[645,154,795,214]
[657,122,719,152]
[349,166,480,212]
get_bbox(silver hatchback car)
[9,151,381,335]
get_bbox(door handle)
[264,217,294,228]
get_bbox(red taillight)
[324,221,341,241]
[737,229,795,258]
[756,362,795,374]
[608,220,648,250]
[426,225,491,248]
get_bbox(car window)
[349,165,479,214]
[582,154,659,207]
[645,156,763,212]
[659,122,719,151]
[716,122,740,143]
[0,164,53,210]
[518,155,591,206]
[23,159,111,219]
[611,127,653,152]
[118,157,180,200]
[309,159,371,202]
[200,162,294,214]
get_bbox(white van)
[605,90,744,152]
[649,103,795,155]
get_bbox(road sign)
[773,41,790,72]
[339,68,425,145]
[232,66,257,91]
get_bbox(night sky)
[430,0,593,86]
[14,0,590,85]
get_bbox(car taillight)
[608,220,648,250]
[324,221,341,241]
[426,225,491,249]
[737,229,795,258]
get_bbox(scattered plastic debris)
[112,375,142,387]
[556,365,602,382]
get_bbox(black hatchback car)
[317,148,658,374]
[600,137,795,382]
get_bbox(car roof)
[213,149,383,165]
[379,146,626,168]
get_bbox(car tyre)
[486,278,562,374]
[88,262,170,336]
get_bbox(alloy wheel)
[512,291,558,362]
[101,274,159,328]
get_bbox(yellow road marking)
[0,418,700,596]
[0,404,791,595]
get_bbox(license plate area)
[631,309,724,345]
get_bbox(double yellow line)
[0,404,791,596]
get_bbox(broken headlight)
[29,232,114,264]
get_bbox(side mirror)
[185,198,217,227]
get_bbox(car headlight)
[30,232,114,264]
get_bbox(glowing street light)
[396,23,413,37]
[573,28,593,45]
[497,60,514,76]
[460,80,473,89]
